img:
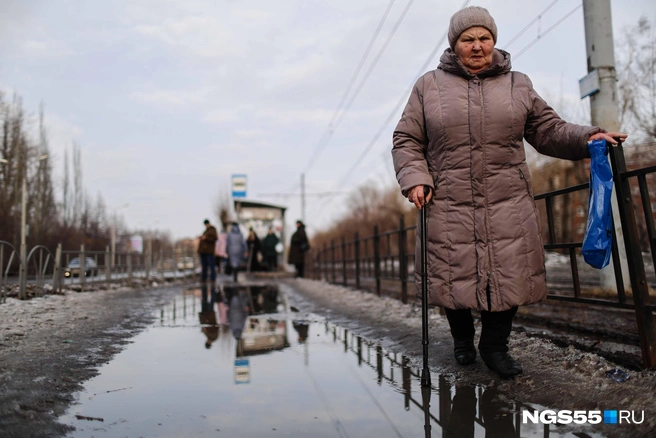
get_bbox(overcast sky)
[0,0,653,240]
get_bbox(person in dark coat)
[198,219,218,283]
[246,228,262,272]
[288,220,310,278]
[226,223,248,282]
[261,227,280,271]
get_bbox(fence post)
[331,240,336,284]
[128,252,133,287]
[399,215,408,304]
[53,243,62,294]
[105,246,111,287]
[317,246,322,281]
[374,225,381,296]
[354,232,360,290]
[342,236,347,287]
[609,142,656,368]
[80,244,85,292]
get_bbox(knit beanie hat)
[448,6,498,49]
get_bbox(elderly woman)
[392,6,626,379]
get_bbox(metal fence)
[309,142,656,369]
[0,242,199,303]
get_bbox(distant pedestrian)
[198,219,218,283]
[215,227,228,274]
[226,223,248,282]
[261,227,280,271]
[246,228,262,272]
[288,220,310,278]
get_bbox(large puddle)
[59,284,603,437]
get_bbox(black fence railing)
[309,142,656,369]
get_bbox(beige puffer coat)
[392,49,602,311]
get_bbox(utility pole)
[18,174,27,300]
[301,173,306,223]
[582,0,630,291]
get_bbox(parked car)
[176,257,195,270]
[64,257,98,277]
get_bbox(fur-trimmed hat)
[448,6,497,49]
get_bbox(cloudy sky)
[0,0,652,239]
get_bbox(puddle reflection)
[59,285,603,437]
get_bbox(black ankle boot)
[453,338,476,365]
[479,351,523,379]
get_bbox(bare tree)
[617,16,656,142]
[213,188,233,230]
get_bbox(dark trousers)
[232,267,239,282]
[295,263,305,278]
[266,255,278,271]
[444,306,518,353]
[199,253,216,282]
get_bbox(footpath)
[282,278,656,438]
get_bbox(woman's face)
[454,26,494,74]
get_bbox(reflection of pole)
[421,385,432,438]
[18,175,27,300]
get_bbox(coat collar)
[438,48,512,79]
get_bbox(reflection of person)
[228,292,249,340]
[480,388,516,437]
[199,283,219,348]
[444,384,476,438]
[261,227,280,271]
[246,228,262,272]
[288,220,310,278]
[198,219,218,283]
[215,227,227,274]
[391,6,627,379]
[226,223,248,282]
[292,321,309,343]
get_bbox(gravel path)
[281,278,656,438]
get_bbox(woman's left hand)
[589,131,628,145]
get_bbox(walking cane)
[420,186,431,388]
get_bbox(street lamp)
[18,154,48,299]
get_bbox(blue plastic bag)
[582,139,614,269]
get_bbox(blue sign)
[234,358,250,384]
[232,174,247,198]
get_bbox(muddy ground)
[1,276,655,437]
[280,278,656,438]
[0,280,182,438]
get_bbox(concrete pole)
[582,0,630,291]
[18,175,27,300]
[301,173,306,223]
[111,211,117,270]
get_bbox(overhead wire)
[305,0,397,173]
[305,0,416,173]
[306,0,472,222]
[513,4,583,60]
[501,0,561,49]
[308,0,584,224]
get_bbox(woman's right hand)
[408,185,432,210]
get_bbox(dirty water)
[58,284,604,437]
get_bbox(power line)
[307,0,581,225]
[306,0,472,222]
[305,0,416,173]
[501,0,561,49]
[305,0,397,173]
[514,4,583,60]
